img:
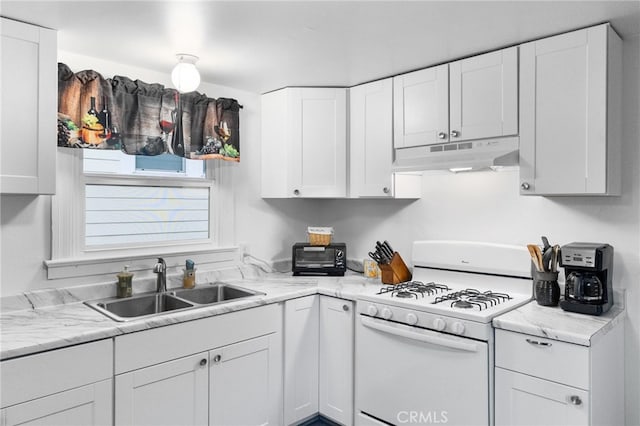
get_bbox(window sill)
[44,246,240,280]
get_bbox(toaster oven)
[292,243,346,276]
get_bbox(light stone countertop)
[492,295,626,346]
[0,265,382,360]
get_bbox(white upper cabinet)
[393,65,449,148]
[393,46,518,149]
[350,79,421,198]
[262,87,347,198]
[0,18,57,195]
[449,47,518,142]
[519,24,622,196]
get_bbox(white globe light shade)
[171,54,200,92]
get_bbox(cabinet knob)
[521,182,531,190]
[383,187,390,194]
[200,358,207,366]
[342,304,350,312]
[437,132,447,140]
[450,130,460,138]
[213,354,222,363]
[569,395,582,406]
[293,189,300,196]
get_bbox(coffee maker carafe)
[559,242,613,315]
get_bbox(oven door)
[355,315,489,426]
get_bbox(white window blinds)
[85,184,210,247]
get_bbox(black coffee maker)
[559,242,613,315]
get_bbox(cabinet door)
[289,88,347,198]
[519,24,620,195]
[393,65,449,148]
[0,18,56,195]
[115,352,209,426]
[495,368,589,426]
[350,79,394,198]
[210,333,282,426]
[319,297,354,426]
[2,379,111,426]
[284,296,320,425]
[449,47,518,142]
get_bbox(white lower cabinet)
[494,323,624,426]
[114,304,283,426]
[284,296,354,426]
[284,295,320,424]
[1,379,112,426]
[210,334,282,426]
[319,297,354,426]
[0,339,113,426]
[115,352,209,426]
[495,368,588,426]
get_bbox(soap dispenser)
[116,265,133,298]
[183,259,196,289]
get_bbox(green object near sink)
[85,283,265,322]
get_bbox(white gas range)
[355,241,532,426]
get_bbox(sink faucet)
[153,258,167,293]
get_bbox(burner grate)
[377,281,450,298]
[433,289,513,311]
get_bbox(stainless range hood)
[393,137,519,172]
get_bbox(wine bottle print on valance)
[57,63,241,162]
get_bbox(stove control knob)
[452,322,465,335]
[367,305,378,316]
[433,318,446,331]
[406,313,418,325]
[381,308,393,320]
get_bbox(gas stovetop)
[360,280,531,323]
[357,241,534,325]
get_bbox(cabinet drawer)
[115,303,282,374]
[495,329,589,390]
[1,339,113,408]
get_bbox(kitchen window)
[82,150,210,248]
[46,148,234,280]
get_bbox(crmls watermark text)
[397,410,449,424]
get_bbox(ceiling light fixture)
[171,53,200,93]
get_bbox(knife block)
[379,253,412,284]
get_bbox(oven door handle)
[360,316,480,352]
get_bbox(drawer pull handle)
[570,395,582,406]
[213,354,222,363]
[199,358,207,366]
[526,338,552,347]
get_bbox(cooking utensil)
[542,247,553,272]
[527,244,544,272]
[551,245,559,273]
[375,241,392,262]
[369,251,383,264]
[383,240,395,256]
[541,236,551,251]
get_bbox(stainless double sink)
[85,283,265,322]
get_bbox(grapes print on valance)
[57,63,241,162]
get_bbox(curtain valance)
[57,63,241,162]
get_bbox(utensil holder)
[533,269,560,306]
[379,253,412,284]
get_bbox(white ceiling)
[2,1,639,94]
